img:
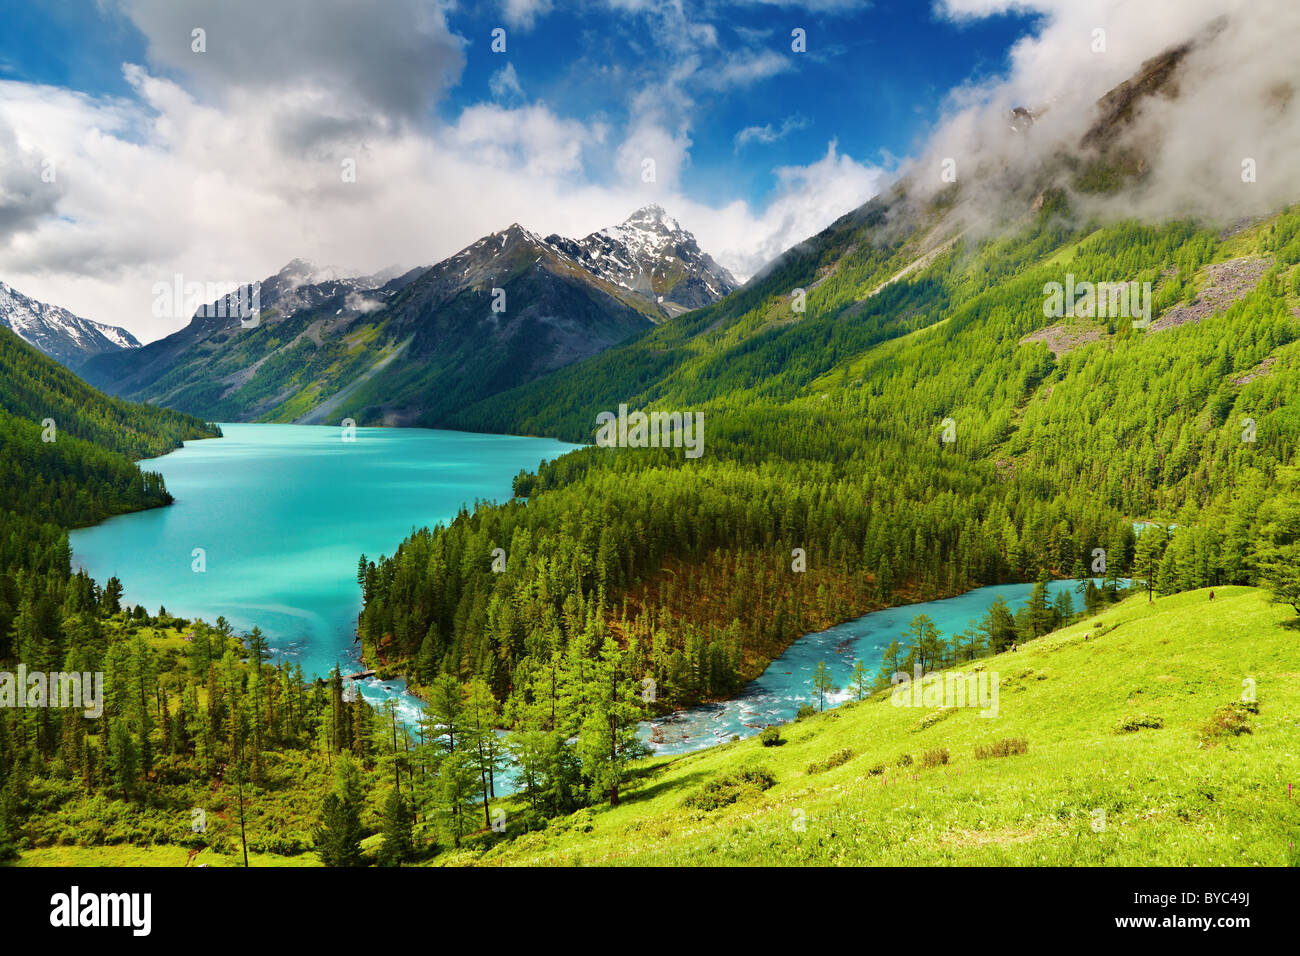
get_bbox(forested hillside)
[0,328,227,856]
[0,325,222,579]
[358,196,1300,723]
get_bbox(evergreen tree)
[377,786,415,866]
[465,677,503,828]
[578,637,647,806]
[980,597,1017,654]
[1025,574,1054,637]
[903,614,945,672]
[850,659,870,701]
[313,752,366,867]
[1255,469,1300,614]
[1134,527,1168,604]
[434,749,478,847]
[811,661,837,711]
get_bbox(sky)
[0,0,1285,344]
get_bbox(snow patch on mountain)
[0,280,140,367]
[545,204,738,313]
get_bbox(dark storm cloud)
[117,0,466,127]
[0,118,63,243]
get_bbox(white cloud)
[689,141,890,281]
[451,103,599,177]
[909,0,1299,231]
[615,119,693,192]
[115,0,465,130]
[489,62,525,102]
[701,49,794,90]
[502,0,555,31]
[735,115,810,151]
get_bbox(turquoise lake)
[69,423,1103,772]
[69,423,578,723]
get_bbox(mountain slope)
[312,223,662,425]
[79,259,420,403]
[0,324,216,466]
[442,26,1232,446]
[0,322,219,653]
[0,280,140,368]
[81,207,732,426]
[545,203,738,315]
[466,588,1298,866]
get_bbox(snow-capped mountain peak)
[620,203,683,235]
[0,279,140,368]
[544,205,737,315]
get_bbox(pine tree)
[434,749,478,847]
[903,613,945,671]
[100,577,123,615]
[1025,574,1054,637]
[578,637,647,806]
[1255,469,1300,614]
[465,678,502,828]
[850,660,870,701]
[377,786,415,866]
[108,719,138,797]
[313,752,366,867]
[1134,527,1167,604]
[980,597,1017,654]
[812,661,837,711]
[415,629,439,685]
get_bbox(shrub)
[866,763,886,776]
[759,726,784,747]
[806,748,855,775]
[975,737,1029,759]
[920,747,949,768]
[1114,713,1164,734]
[1200,701,1257,743]
[912,707,956,732]
[895,752,913,767]
[684,766,777,811]
[548,808,594,833]
[796,704,816,720]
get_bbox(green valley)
[458,587,1298,866]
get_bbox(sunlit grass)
[464,587,1300,866]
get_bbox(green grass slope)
[464,588,1298,866]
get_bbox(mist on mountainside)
[879,0,1298,243]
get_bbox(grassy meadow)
[449,587,1299,866]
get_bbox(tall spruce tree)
[578,637,647,807]
[313,752,366,867]
[377,786,415,866]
